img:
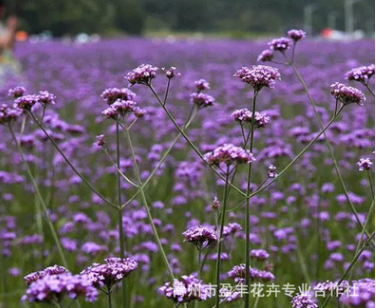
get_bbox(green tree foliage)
[8,0,375,36]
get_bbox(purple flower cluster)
[257,49,274,62]
[287,29,306,41]
[0,104,23,125]
[268,165,278,178]
[190,92,215,108]
[250,249,270,261]
[340,279,375,307]
[159,274,212,305]
[102,99,138,120]
[356,157,373,171]
[232,108,270,127]
[14,94,38,110]
[37,91,56,107]
[330,82,366,105]
[235,65,281,91]
[268,37,292,51]
[101,87,136,105]
[345,64,375,84]
[203,143,255,167]
[8,86,26,98]
[228,264,275,284]
[81,257,138,288]
[194,79,210,91]
[24,265,69,285]
[291,292,318,308]
[163,66,180,79]
[182,226,218,249]
[22,272,98,303]
[126,64,158,85]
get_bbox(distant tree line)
[8,0,375,36]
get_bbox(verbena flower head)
[203,143,255,167]
[0,104,23,125]
[268,37,292,51]
[287,29,306,42]
[232,108,270,127]
[194,79,210,91]
[159,274,212,305]
[163,67,180,79]
[356,157,373,171]
[81,257,138,289]
[345,64,375,84]
[291,292,318,308]
[268,164,278,178]
[14,94,38,110]
[257,49,274,62]
[22,273,98,303]
[250,249,270,261]
[8,86,26,98]
[330,82,366,105]
[228,264,274,284]
[190,93,215,108]
[101,88,136,105]
[235,65,281,91]
[102,99,137,120]
[95,134,105,147]
[126,64,158,85]
[182,226,218,250]
[24,265,70,285]
[340,279,375,308]
[37,91,56,107]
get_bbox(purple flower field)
[0,35,375,308]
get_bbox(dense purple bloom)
[235,65,281,91]
[14,94,38,110]
[126,64,158,85]
[101,87,136,105]
[190,92,215,108]
[340,279,375,307]
[183,226,217,249]
[37,91,56,106]
[356,157,373,171]
[330,82,366,105]
[268,164,278,178]
[24,265,70,285]
[268,37,292,51]
[159,274,212,305]
[163,66,180,79]
[102,99,137,119]
[81,257,138,288]
[345,64,375,84]
[8,86,26,98]
[95,134,106,147]
[203,143,255,167]
[228,264,275,284]
[257,49,274,62]
[250,249,270,261]
[287,29,306,41]
[194,79,210,91]
[291,292,317,308]
[0,104,23,125]
[22,273,98,303]
[232,108,270,127]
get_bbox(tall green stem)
[215,170,230,308]
[244,90,258,308]
[8,125,68,268]
[29,112,118,210]
[116,122,127,308]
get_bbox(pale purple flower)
[163,67,180,79]
[0,104,23,125]
[24,265,70,285]
[8,86,26,98]
[81,257,138,288]
[37,91,56,106]
[232,108,270,127]
[268,37,292,51]
[203,143,255,167]
[268,165,278,178]
[190,92,215,108]
[159,274,212,304]
[287,29,306,41]
[330,82,366,105]
[356,157,373,171]
[250,249,270,261]
[228,264,275,284]
[291,292,318,308]
[257,49,274,62]
[95,134,105,147]
[345,64,375,84]
[126,64,158,85]
[183,226,218,249]
[14,94,38,110]
[194,79,210,91]
[101,87,136,105]
[235,65,281,91]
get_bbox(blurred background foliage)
[8,0,376,37]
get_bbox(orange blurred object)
[16,31,28,41]
[321,28,333,38]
